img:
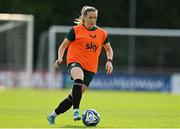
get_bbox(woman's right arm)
[55,38,70,68]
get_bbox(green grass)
[0,88,180,128]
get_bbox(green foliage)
[1,0,180,71]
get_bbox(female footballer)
[47,6,113,125]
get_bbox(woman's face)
[83,11,97,29]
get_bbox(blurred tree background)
[0,0,180,73]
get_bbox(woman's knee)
[70,67,84,80]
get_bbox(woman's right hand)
[55,58,63,68]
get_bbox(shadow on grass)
[60,124,94,128]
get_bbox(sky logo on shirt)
[86,42,98,52]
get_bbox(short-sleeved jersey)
[66,24,108,73]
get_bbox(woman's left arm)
[103,42,113,74]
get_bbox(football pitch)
[0,88,180,128]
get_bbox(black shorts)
[67,62,94,87]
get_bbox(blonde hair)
[74,6,98,25]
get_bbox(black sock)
[55,95,72,115]
[72,79,83,109]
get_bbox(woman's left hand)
[105,61,113,75]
